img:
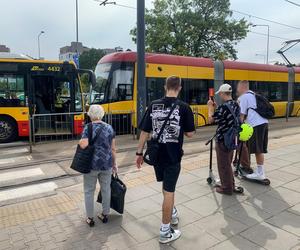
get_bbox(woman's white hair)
[88,105,105,121]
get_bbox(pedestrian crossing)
[0,182,58,206]
[0,146,66,206]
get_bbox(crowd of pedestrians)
[76,76,270,244]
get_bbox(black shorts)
[247,123,268,154]
[153,163,181,193]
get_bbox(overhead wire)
[232,9,300,31]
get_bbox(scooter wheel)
[263,179,271,185]
[207,177,213,185]
[234,186,244,194]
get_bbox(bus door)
[30,73,74,136]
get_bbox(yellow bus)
[0,53,94,143]
[90,51,299,134]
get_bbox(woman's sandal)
[97,213,109,224]
[86,217,95,227]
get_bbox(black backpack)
[248,92,275,119]
[223,102,240,151]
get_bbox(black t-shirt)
[139,97,195,164]
[213,100,241,142]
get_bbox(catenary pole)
[136,0,146,134]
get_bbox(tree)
[79,48,106,71]
[130,0,249,60]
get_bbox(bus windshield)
[91,63,112,104]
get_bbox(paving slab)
[264,186,300,206]
[222,202,272,227]
[266,210,300,237]
[171,224,219,250]
[283,178,300,193]
[183,196,221,217]
[245,193,291,215]
[240,221,300,250]
[125,197,161,219]
[176,181,212,199]
[194,212,248,241]
[121,215,161,243]
[208,235,264,250]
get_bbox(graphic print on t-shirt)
[151,103,181,143]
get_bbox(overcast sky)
[1,0,300,64]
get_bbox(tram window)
[294,84,300,101]
[0,74,25,107]
[146,77,165,104]
[109,68,133,102]
[184,79,208,105]
[268,82,288,101]
[250,81,288,101]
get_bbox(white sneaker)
[171,207,179,226]
[246,171,265,180]
[159,228,181,244]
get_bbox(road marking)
[0,147,28,156]
[0,168,44,183]
[0,155,32,165]
[0,182,58,204]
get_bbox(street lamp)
[38,31,45,59]
[252,24,270,64]
[255,53,266,64]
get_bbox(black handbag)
[97,174,127,214]
[143,100,178,166]
[70,123,96,174]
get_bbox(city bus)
[90,51,300,133]
[0,53,94,143]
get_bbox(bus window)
[0,75,25,107]
[109,67,133,102]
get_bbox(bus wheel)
[0,116,18,143]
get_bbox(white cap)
[215,84,233,94]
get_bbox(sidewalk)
[0,133,300,249]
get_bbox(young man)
[136,76,195,244]
[237,80,269,180]
[208,83,241,195]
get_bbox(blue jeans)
[83,169,112,218]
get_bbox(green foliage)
[130,0,249,60]
[80,73,90,93]
[79,48,106,71]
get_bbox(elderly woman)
[79,105,117,227]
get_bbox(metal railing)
[29,110,137,147]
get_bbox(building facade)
[0,45,10,53]
[59,42,90,61]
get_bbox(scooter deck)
[235,168,271,185]
[241,176,271,185]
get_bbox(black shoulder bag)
[143,100,178,166]
[71,123,98,174]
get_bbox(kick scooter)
[234,142,271,185]
[205,136,244,194]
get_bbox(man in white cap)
[207,84,242,195]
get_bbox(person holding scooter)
[207,84,244,195]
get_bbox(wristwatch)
[136,152,143,156]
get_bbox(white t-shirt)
[238,91,268,127]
